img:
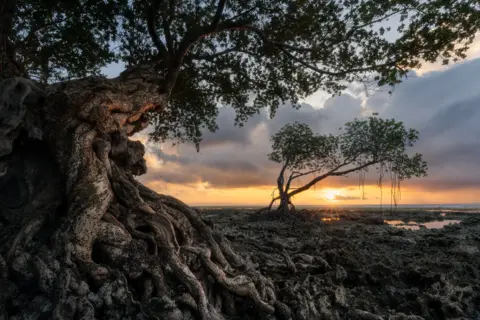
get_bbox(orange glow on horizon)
[140,180,480,207]
[322,189,342,202]
[137,137,480,207]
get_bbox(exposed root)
[281,250,297,274]
[123,191,277,319]
[0,76,278,319]
[183,246,276,313]
[0,255,7,279]
[110,162,155,215]
[5,215,44,263]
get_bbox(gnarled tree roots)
[0,77,280,320]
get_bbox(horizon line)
[191,203,480,208]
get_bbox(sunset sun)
[323,189,341,201]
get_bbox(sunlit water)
[321,217,340,222]
[385,219,461,230]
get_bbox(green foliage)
[10,0,480,146]
[341,116,428,179]
[12,0,128,83]
[268,117,428,181]
[268,122,340,170]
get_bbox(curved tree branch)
[168,19,401,94]
[224,7,256,23]
[343,9,407,39]
[191,47,260,61]
[165,20,248,94]
[162,0,176,54]
[288,160,379,198]
[210,0,227,31]
[236,25,400,76]
[166,9,404,96]
[147,0,169,58]
[267,196,281,212]
[291,161,351,181]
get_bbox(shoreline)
[195,204,480,211]
[202,208,480,319]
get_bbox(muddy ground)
[201,208,480,320]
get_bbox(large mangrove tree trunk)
[0,73,278,319]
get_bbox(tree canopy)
[4,0,480,146]
[267,117,428,211]
[0,1,477,317]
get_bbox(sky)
[102,36,480,207]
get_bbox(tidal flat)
[200,208,480,320]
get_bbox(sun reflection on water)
[321,217,340,222]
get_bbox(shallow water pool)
[385,219,461,230]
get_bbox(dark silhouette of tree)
[5,0,480,146]
[266,118,427,213]
[0,0,478,318]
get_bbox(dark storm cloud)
[199,169,275,188]
[152,170,198,184]
[142,58,480,192]
[150,149,191,165]
[422,143,480,167]
[263,96,363,137]
[142,161,276,188]
[203,159,260,172]
[263,103,325,135]
[364,58,480,191]
[141,93,364,188]
[200,106,268,148]
[420,95,480,137]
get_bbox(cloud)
[363,58,480,191]
[416,33,480,75]
[150,149,191,165]
[333,195,364,201]
[200,106,267,147]
[139,58,480,194]
[140,92,366,189]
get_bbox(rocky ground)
[201,208,480,320]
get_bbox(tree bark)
[276,195,291,214]
[0,75,277,319]
[272,162,292,214]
